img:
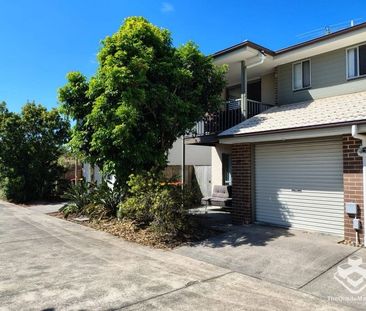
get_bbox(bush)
[59,182,93,218]
[0,102,70,203]
[0,176,26,203]
[92,181,125,217]
[150,187,188,234]
[59,180,125,219]
[117,173,190,235]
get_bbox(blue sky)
[0,0,365,112]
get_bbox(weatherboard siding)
[277,45,366,105]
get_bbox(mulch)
[48,212,219,249]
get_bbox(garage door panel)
[257,184,343,192]
[256,216,344,231]
[256,208,344,222]
[256,203,345,215]
[255,216,343,232]
[256,210,344,226]
[257,190,344,201]
[255,138,344,236]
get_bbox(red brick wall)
[343,135,364,244]
[231,143,253,224]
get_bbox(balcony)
[185,99,274,145]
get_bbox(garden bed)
[48,212,219,249]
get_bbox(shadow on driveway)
[174,220,356,290]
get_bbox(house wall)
[163,164,212,197]
[82,163,102,184]
[261,72,276,105]
[277,45,366,105]
[168,137,212,166]
[212,144,232,193]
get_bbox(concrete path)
[0,201,358,310]
[23,201,65,214]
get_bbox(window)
[222,154,232,186]
[347,44,366,79]
[292,60,311,91]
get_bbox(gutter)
[351,124,366,247]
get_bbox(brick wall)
[343,134,364,244]
[231,143,253,224]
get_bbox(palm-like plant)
[93,181,125,217]
[59,182,93,218]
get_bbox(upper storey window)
[347,44,366,79]
[292,60,311,91]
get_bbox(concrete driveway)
[174,223,366,310]
[0,201,360,310]
[174,224,358,288]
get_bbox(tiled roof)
[219,91,366,137]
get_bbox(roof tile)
[220,91,366,137]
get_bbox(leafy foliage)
[60,182,93,217]
[0,102,70,202]
[60,181,125,219]
[58,17,226,184]
[117,173,190,235]
[92,181,126,217]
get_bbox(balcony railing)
[187,99,273,138]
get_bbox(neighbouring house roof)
[219,91,366,138]
[213,21,366,58]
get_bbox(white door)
[255,138,344,236]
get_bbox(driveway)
[0,201,360,310]
[174,224,357,288]
[174,223,366,310]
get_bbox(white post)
[181,135,185,190]
[240,61,247,119]
[74,158,78,184]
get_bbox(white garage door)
[255,138,344,236]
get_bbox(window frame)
[346,44,366,80]
[292,59,312,91]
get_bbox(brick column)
[231,143,253,224]
[343,134,364,244]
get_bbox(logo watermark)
[334,256,366,294]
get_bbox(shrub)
[117,173,190,235]
[117,174,157,224]
[0,176,26,203]
[0,102,69,203]
[59,180,125,219]
[150,187,188,234]
[59,182,94,218]
[92,181,126,218]
[83,203,108,221]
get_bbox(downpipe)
[247,51,266,69]
[351,124,366,247]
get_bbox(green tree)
[59,16,226,184]
[0,102,70,202]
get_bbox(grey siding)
[261,72,276,105]
[277,46,366,105]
